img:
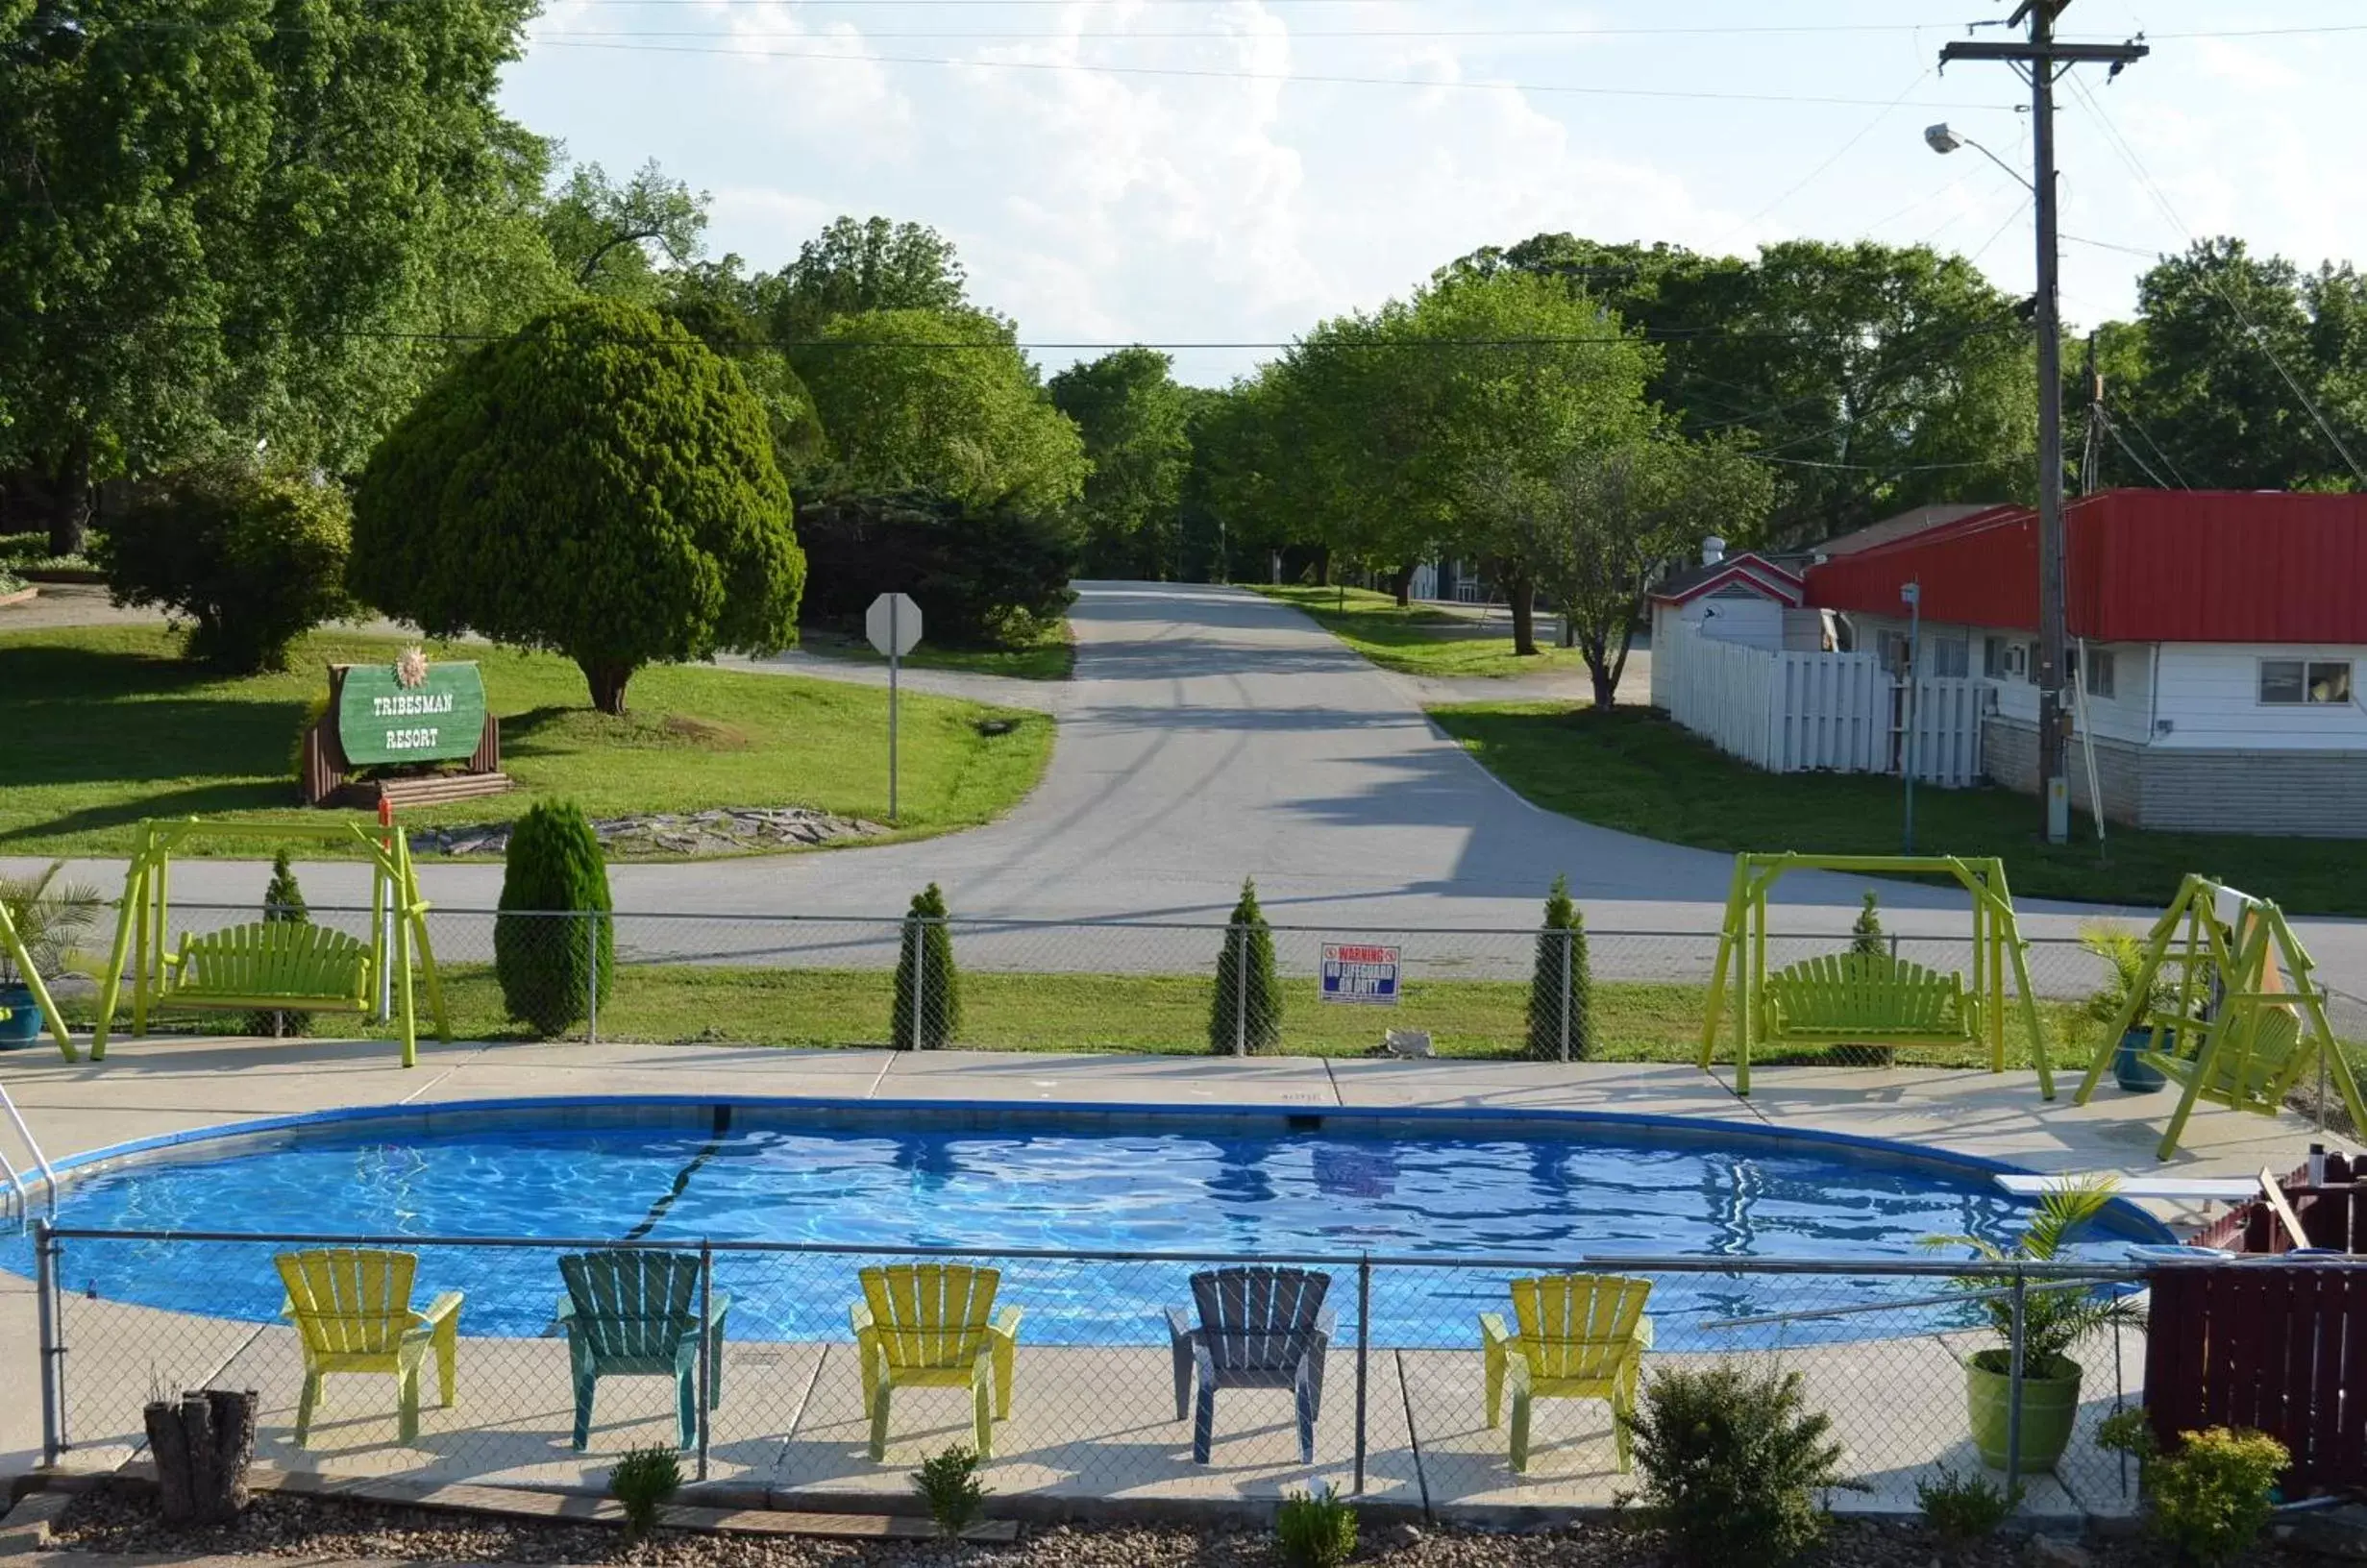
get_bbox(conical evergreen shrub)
[1209,877,1282,1054]
[494,801,614,1037]
[247,850,315,1038]
[890,883,961,1049]
[1851,891,1886,958]
[1526,873,1590,1060]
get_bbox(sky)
[496,1,2367,386]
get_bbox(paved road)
[12,581,2366,980]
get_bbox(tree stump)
[143,1388,257,1525]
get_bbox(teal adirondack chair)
[555,1251,729,1451]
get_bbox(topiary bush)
[1209,876,1282,1055]
[890,882,961,1049]
[352,298,805,714]
[1623,1361,1853,1567]
[245,851,315,1038]
[494,801,614,1036]
[1525,872,1590,1060]
[1851,891,1886,958]
[93,462,355,673]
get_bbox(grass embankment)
[797,618,1073,681]
[1247,584,1588,679]
[1431,702,2367,917]
[0,625,1053,858]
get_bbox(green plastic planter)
[1965,1351,2083,1472]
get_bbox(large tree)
[1049,347,1196,578]
[0,0,548,553]
[770,216,968,341]
[351,299,805,714]
[794,306,1088,511]
[539,157,708,299]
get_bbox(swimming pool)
[16,1099,2160,1348]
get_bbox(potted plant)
[1924,1177,2143,1474]
[0,861,103,1048]
[2077,923,2182,1093]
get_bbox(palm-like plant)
[0,860,105,988]
[1923,1177,2145,1375]
[2075,922,2185,1046]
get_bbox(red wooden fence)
[2188,1152,2364,1255]
[2146,1262,2367,1491]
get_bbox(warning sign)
[1320,943,1401,1005]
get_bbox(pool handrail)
[0,1074,58,1219]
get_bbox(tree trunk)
[17,433,96,558]
[145,1389,256,1525]
[582,660,633,716]
[1560,609,1577,649]
[1590,660,1620,709]
[1507,576,1538,657]
[1314,547,1331,587]
[1391,560,1418,608]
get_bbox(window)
[2083,649,2116,699]
[1984,636,2006,678]
[1930,636,1968,678]
[1875,630,1910,673]
[2260,658,2355,705]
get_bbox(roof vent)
[1701,535,1727,566]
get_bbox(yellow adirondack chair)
[851,1263,1023,1460]
[276,1249,463,1446]
[1479,1274,1653,1474]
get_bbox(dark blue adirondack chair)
[1165,1266,1334,1464]
[555,1250,729,1451]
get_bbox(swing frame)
[88,817,450,1067]
[0,899,76,1060]
[2069,873,2367,1160]
[1696,852,2053,1098]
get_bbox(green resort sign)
[336,655,489,767]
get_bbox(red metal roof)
[1803,490,2367,644]
[1648,553,1804,607]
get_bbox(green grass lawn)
[1431,701,2367,917]
[1247,583,1591,679]
[797,619,1073,681]
[0,625,1053,858]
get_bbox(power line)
[1730,68,1936,235]
[529,37,2016,108]
[2066,73,2367,488]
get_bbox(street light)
[1923,123,2034,191]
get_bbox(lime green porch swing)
[88,817,450,1066]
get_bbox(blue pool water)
[15,1104,2157,1348]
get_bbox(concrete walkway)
[2,1040,2349,1513]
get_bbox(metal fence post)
[697,1242,714,1482]
[913,919,927,1051]
[1232,924,1247,1058]
[2006,1266,2028,1500]
[1353,1256,1370,1496]
[36,1217,61,1465]
[1559,928,1573,1063]
[583,913,600,1044]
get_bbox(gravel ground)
[32,1489,2330,1568]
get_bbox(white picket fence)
[1655,622,1987,786]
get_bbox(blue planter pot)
[2113,1029,2167,1092]
[0,983,42,1048]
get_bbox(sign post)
[865,593,924,823]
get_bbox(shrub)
[1623,1362,1852,1567]
[352,298,805,714]
[494,801,614,1036]
[93,462,354,673]
[1209,877,1281,1054]
[608,1443,680,1537]
[1274,1483,1357,1568]
[1850,891,1886,958]
[796,489,1077,646]
[1525,873,1590,1060]
[910,1443,988,1537]
[2149,1427,2286,1568]
[1915,1466,2015,1548]
[890,883,961,1049]
[245,851,314,1038]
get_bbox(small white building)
[1807,490,2367,837]
[1645,540,1836,708]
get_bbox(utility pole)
[1940,4,2144,845]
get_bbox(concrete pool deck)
[1,1035,2355,1516]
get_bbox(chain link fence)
[26,1226,2155,1518]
